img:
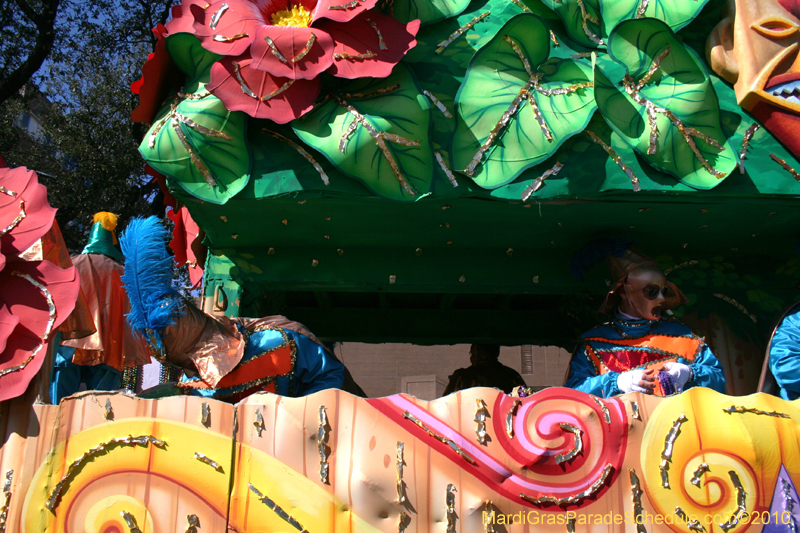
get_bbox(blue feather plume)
[571,238,632,281]
[120,216,182,336]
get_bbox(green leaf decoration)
[594,18,736,189]
[451,14,596,188]
[165,34,223,93]
[541,0,604,49]
[599,0,710,39]
[139,92,251,204]
[388,0,471,26]
[292,65,434,202]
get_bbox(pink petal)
[167,206,204,287]
[324,13,419,79]
[207,56,320,122]
[312,0,379,25]
[165,0,212,36]
[0,305,19,355]
[0,166,57,259]
[192,0,265,56]
[251,25,334,80]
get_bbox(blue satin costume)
[565,313,727,397]
[769,306,800,401]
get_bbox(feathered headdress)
[119,216,183,359]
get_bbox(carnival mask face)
[620,267,669,320]
[707,0,800,155]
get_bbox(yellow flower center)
[270,5,313,27]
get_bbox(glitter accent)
[177,91,213,100]
[249,483,310,532]
[333,51,377,60]
[435,151,458,187]
[663,259,699,276]
[435,12,491,54]
[318,405,329,484]
[571,52,592,59]
[629,469,646,533]
[549,30,559,46]
[446,484,458,533]
[262,129,330,185]
[591,395,611,424]
[659,414,687,489]
[104,398,114,420]
[783,479,798,533]
[254,408,265,437]
[567,516,576,533]
[485,501,496,533]
[555,423,582,464]
[719,471,748,532]
[336,97,418,196]
[212,33,248,42]
[292,33,317,62]
[506,400,520,438]
[723,405,790,418]
[635,0,648,17]
[174,112,233,141]
[576,0,603,45]
[46,436,166,511]
[121,511,143,533]
[209,3,228,29]
[171,120,217,187]
[231,60,257,98]
[475,399,489,445]
[402,411,476,464]
[339,116,359,153]
[341,84,401,99]
[503,35,534,77]
[631,401,641,420]
[585,129,641,191]
[691,463,710,487]
[520,464,613,505]
[739,124,759,173]
[366,18,387,50]
[396,442,406,503]
[186,514,200,533]
[265,36,289,63]
[0,200,25,239]
[770,153,800,183]
[521,162,563,200]
[713,293,757,323]
[329,0,358,8]
[676,507,706,532]
[509,0,531,11]
[194,452,224,472]
[202,402,211,427]
[0,186,16,197]
[262,80,295,101]
[0,470,12,533]
[422,90,452,118]
[399,511,409,532]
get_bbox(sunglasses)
[642,284,671,300]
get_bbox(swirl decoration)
[641,388,800,533]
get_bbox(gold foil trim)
[713,294,757,323]
[549,30,559,46]
[265,36,288,63]
[676,506,706,532]
[434,151,459,187]
[781,479,798,533]
[422,90,453,118]
[691,463,710,487]
[446,484,458,533]
[576,0,603,45]
[194,452,224,472]
[209,3,228,29]
[571,52,592,59]
[629,469,646,533]
[333,51,377,60]
[231,60,257,98]
[254,408,265,437]
[104,398,114,420]
[329,0,358,9]
[121,511,143,533]
[0,470,12,533]
[659,414,687,489]
[567,516,576,533]
[292,33,317,62]
[201,402,211,427]
[631,400,641,420]
[503,35,533,77]
[664,259,699,276]
[402,411,476,464]
[399,511,410,532]
[506,399,521,438]
[175,111,233,142]
[739,123,759,173]
[555,423,582,464]
[585,129,641,191]
[46,435,166,511]
[485,501,496,533]
[396,441,406,502]
[475,399,489,445]
[770,153,800,183]
[2,472,10,495]
[435,12,491,54]
[0,199,25,239]
[249,483,310,532]
[339,116,359,153]
[719,471,748,532]
[171,120,217,187]
[366,18,387,50]
[520,463,613,505]
[509,0,531,12]
[318,405,330,484]
[0,186,16,197]
[591,395,611,424]
[341,84,401,99]
[186,514,200,533]
[213,33,248,42]
[262,129,330,185]
[521,161,563,200]
[262,80,295,101]
[635,0,648,17]
[722,405,790,418]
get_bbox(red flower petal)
[0,306,19,355]
[192,0,264,57]
[312,0,379,25]
[0,260,80,402]
[250,25,334,80]
[131,35,186,124]
[207,56,320,122]
[146,164,177,209]
[165,0,212,36]
[167,206,204,287]
[324,13,419,79]
[0,166,57,260]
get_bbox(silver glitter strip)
[249,483,310,532]
[435,12,491,54]
[174,112,233,140]
[121,511,143,533]
[262,80,295,101]
[318,405,329,484]
[209,3,229,29]
[0,470,12,533]
[231,61,257,98]
[265,36,288,63]
[396,442,406,503]
[506,400,520,438]
[202,402,211,427]
[194,452,224,472]
[254,408,265,437]
[366,18,388,50]
[475,399,489,445]
[521,161,563,200]
[212,33,248,42]
[554,423,582,464]
[422,90,453,118]
[659,414,687,488]
[520,464,613,505]
[676,506,706,532]
[434,151,458,187]
[446,484,458,533]
[292,34,317,63]
[691,463,710,487]
[719,471,748,531]
[629,469,646,533]
[262,129,330,185]
[0,200,25,239]
[171,121,217,187]
[0,186,16,197]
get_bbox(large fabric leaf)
[139,93,252,204]
[595,19,736,189]
[166,33,223,93]
[292,65,433,202]
[541,0,603,48]
[599,0,710,38]
[388,0,471,26]
[451,14,596,188]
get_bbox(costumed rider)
[565,239,726,398]
[119,216,346,402]
[766,303,800,400]
[51,213,149,403]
